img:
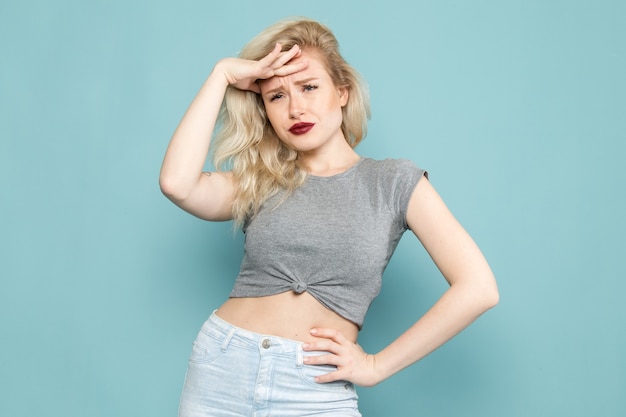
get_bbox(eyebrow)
[263,77,320,95]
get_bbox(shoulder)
[356,158,427,219]
[358,157,427,182]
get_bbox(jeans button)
[261,338,271,349]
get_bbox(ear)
[338,87,349,107]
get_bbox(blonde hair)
[212,18,371,227]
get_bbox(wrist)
[370,350,397,384]
[209,60,232,88]
[366,353,386,386]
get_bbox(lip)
[288,122,315,135]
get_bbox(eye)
[269,92,284,102]
[303,84,318,92]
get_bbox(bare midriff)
[215,291,358,343]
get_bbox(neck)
[299,143,361,177]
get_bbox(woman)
[160,17,498,416]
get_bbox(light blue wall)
[2,1,624,416]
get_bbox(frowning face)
[259,50,349,156]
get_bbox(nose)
[288,94,304,119]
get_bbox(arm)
[159,44,308,220]
[303,177,499,386]
[159,67,235,221]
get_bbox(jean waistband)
[206,310,306,357]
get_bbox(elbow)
[481,277,500,310]
[485,286,500,310]
[462,273,499,312]
[159,174,176,199]
[159,174,188,203]
[453,270,500,311]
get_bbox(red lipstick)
[288,122,314,135]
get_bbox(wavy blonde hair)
[212,18,370,227]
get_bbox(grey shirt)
[230,158,426,328]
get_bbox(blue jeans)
[178,311,361,417]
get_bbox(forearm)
[159,65,229,200]
[373,280,499,383]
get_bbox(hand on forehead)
[259,51,327,92]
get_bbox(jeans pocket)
[188,330,223,365]
[297,362,354,392]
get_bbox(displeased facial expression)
[259,50,349,154]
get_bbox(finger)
[313,369,345,384]
[302,353,338,366]
[302,339,340,354]
[310,328,346,343]
[257,43,296,70]
[270,44,301,68]
[255,44,305,81]
[272,59,309,77]
[257,42,283,66]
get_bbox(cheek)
[262,106,290,140]
[263,104,280,125]
[326,98,345,124]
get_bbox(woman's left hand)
[302,328,381,387]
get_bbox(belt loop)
[221,328,236,352]
[296,343,304,367]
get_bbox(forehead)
[259,51,331,92]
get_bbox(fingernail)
[310,328,318,334]
[302,343,309,349]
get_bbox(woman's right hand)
[216,43,309,93]
[161,45,307,221]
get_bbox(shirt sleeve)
[387,159,427,230]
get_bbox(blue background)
[2,0,625,416]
